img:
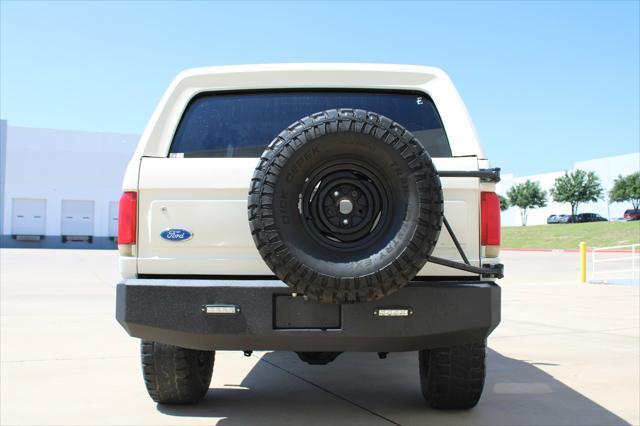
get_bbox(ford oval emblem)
[160,228,193,242]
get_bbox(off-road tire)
[248,109,443,304]
[418,341,487,409]
[141,340,214,404]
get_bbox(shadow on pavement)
[158,349,629,426]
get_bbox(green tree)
[498,194,509,211]
[551,169,603,222]
[506,180,547,226]
[609,172,640,210]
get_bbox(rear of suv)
[116,64,502,409]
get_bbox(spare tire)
[248,109,443,303]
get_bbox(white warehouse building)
[0,119,638,247]
[498,153,640,227]
[0,120,137,248]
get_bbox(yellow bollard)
[579,241,587,283]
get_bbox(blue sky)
[1,0,638,175]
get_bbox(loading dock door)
[12,199,46,236]
[61,200,94,237]
[108,201,118,237]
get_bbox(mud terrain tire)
[141,340,214,405]
[249,109,443,304]
[418,341,487,409]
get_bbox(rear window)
[169,91,452,158]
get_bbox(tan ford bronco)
[116,63,502,409]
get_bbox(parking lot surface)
[1,249,638,425]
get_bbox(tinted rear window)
[170,91,452,158]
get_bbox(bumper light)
[374,307,412,317]
[202,304,240,315]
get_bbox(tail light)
[118,192,137,247]
[481,191,500,257]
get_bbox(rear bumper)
[116,279,500,352]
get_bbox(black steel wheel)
[248,109,443,304]
[300,161,391,250]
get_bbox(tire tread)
[141,340,214,405]
[418,341,486,409]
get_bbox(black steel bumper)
[116,279,500,352]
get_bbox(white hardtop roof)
[175,62,446,81]
[169,63,449,94]
[134,63,485,159]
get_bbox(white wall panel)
[108,201,118,237]
[11,198,46,236]
[61,200,94,236]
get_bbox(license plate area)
[273,295,341,330]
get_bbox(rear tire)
[418,342,486,409]
[141,340,214,404]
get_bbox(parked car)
[115,64,503,409]
[557,214,573,223]
[576,213,608,223]
[547,214,559,224]
[624,209,640,221]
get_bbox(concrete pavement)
[0,249,638,425]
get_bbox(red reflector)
[118,192,137,245]
[481,192,500,246]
